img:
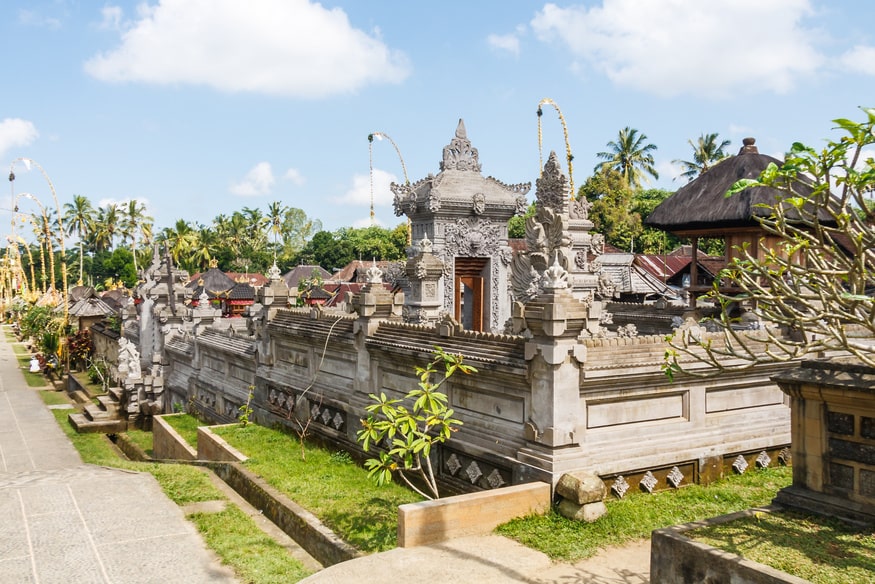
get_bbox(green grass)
[213,424,422,552]
[40,396,311,582]
[124,428,154,457]
[690,507,875,583]
[188,504,313,583]
[497,466,793,562]
[17,352,50,387]
[161,412,204,448]
[38,389,70,406]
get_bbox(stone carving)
[419,235,433,254]
[446,453,462,476]
[640,471,658,493]
[366,260,383,284]
[465,461,483,484]
[778,447,792,465]
[117,337,142,380]
[426,189,441,213]
[756,451,772,468]
[541,253,569,290]
[535,151,570,212]
[487,469,506,489]
[515,195,529,216]
[472,192,486,215]
[732,454,749,474]
[569,197,591,220]
[597,271,617,300]
[443,218,502,257]
[440,119,481,173]
[612,476,630,498]
[667,466,684,488]
[617,323,637,337]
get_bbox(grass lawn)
[213,423,422,552]
[14,346,51,388]
[497,466,793,562]
[161,412,205,448]
[689,507,875,584]
[38,392,313,582]
[124,428,154,457]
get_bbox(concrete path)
[300,534,650,583]
[0,337,237,584]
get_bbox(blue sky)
[2,0,874,240]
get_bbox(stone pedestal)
[773,358,875,523]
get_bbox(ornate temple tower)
[391,120,530,332]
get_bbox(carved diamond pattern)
[612,476,629,499]
[667,466,684,488]
[465,461,483,484]
[446,454,462,476]
[310,404,321,419]
[755,451,771,468]
[640,471,658,493]
[321,409,332,425]
[332,412,344,430]
[732,455,749,474]
[486,469,505,489]
[778,447,792,466]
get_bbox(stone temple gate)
[391,120,530,332]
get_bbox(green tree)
[632,189,683,254]
[508,202,535,239]
[673,132,732,182]
[63,194,94,285]
[90,204,120,253]
[358,347,476,500]
[579,168,642,252]
[594,127,659,189]
[294,224,406,270]
[119,199,153,278]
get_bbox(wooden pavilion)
[645,137,821,307]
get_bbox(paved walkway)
[0,337,237,584]
[301,535,650,583]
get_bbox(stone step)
[84,403,115,421]
[68,413,128,434]
[96,395,119,413]
[108,386,123,402]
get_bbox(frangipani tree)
[665,109,875,377]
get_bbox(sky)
[2,0,875,243]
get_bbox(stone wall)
[158,306,792,495]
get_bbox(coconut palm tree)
[267,201,286,263]
[594,127,659,189]
[119,199,153,278]
[63,195,94,285]
[673,133,731,182]
[90,204,120,253]
[159,220,197,271]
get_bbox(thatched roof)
[645,138,816,233]
[68,296,116,318]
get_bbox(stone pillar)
[403,236,445,325]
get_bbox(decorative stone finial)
[536,151,570,212]
[419,235,433,254]
[440,118,482,173]
[267,262,281,282]
[541,252,568,290]
[366,259,383,284]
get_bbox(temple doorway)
[454,257,488,331]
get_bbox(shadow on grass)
[323,496,400,552]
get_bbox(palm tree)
[63,195,94,285]
[267,201,286,263]
[119,199,153,278]
[673,133,731,182]
[159,220,197,270]
[90,204,120,253]
[594,127,659,189]
[192,224,219,271]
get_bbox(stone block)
[555,472,606,505]
[557,499,607,523]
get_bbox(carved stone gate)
[391,119,530,332]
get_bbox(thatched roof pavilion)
[645,137,818,307]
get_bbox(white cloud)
[98,6,124,31]
[531,0,824,98]
[84,0,411,98]
[283,168,305,186]
[338,169,397,206]
[488,33,521,56]
[231,162,276,197]
[838,45,875,75]
[0,118,39,158]
[18,9,62,29]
